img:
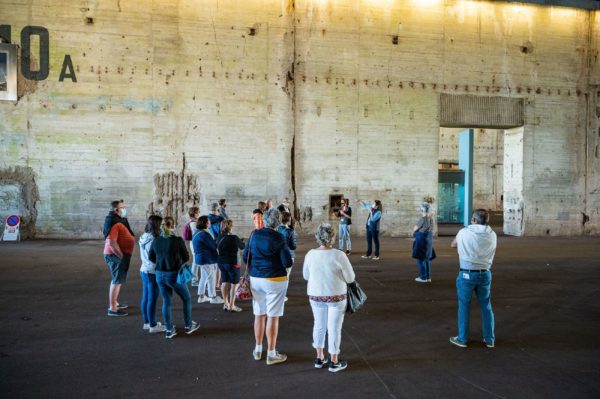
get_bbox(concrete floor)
[0,236,599,399]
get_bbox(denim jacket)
[192,230,218,265]
[277,225,297,250]
[362,204,382,231]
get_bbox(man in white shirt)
[449,209,497,348]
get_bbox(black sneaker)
[314,357,328,369]
[165,328,178,339]
[328,360,348,372]
[185,321,200,335]
[107,309,128,317]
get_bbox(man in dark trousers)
[103,199,135,317]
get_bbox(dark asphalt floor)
[0,236,599,399]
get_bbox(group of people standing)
[334,197,497,349]
[101,197,357,372]
[334,198,383,260]
[336,198,436,284]
[102,195,498,371]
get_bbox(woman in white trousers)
[303,223,356,372]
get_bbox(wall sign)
[2,214,21,241]
[0,24,77,89]
[0,43,17,101]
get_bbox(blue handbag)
[177,264,194,285]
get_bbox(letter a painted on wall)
[59,54,77,82]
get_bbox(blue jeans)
[366,229,379,257]
[456,270,495,344]
[338,224,351,251]
[156,270,193,331]
[417,259,431,280]
[140,272,159,327]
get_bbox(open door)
[458,129,474,226]
[503,127,524,236]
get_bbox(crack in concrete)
[287,1,300,227]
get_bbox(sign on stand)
[2,215,21,241]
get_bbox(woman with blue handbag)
[149,216,200,339]
[412,203,436,283]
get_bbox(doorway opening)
[437,127,523,236]
[329,194,343,219]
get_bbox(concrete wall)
[0,0,598,238]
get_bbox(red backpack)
[182,221,193,241]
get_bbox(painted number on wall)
[0,25,77,82]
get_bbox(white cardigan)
[303,249,356,296]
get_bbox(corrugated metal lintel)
[439,94,524,129]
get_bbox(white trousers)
[198,263,218,297]
[310,299,347,355]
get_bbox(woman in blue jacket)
[243,208,293,366]
[193,216,224,305]
[360,200,382,260]
[412,202,436,283]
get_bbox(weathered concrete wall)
[0,166,38,239]
[292,1,598,236]
[0,1,598,238]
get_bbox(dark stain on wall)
[0,166,39,239]
[146,153,200,225]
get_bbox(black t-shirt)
[216,234,245,265]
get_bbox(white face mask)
[120,208,127,218]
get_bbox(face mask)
[120,208,127,218]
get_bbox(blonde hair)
[163,216,175,231]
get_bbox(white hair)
[315,223,335,247]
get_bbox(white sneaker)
[210,296,224,304]
[266,351,287,365]
[149,322,166,333]
[197,296,211,303]
[415,277,429,283]
[229,305,243,313]
[143,323,150,330]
